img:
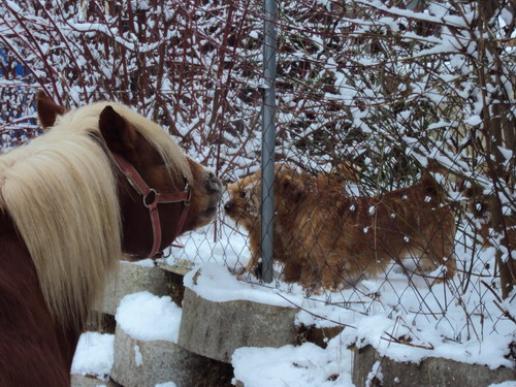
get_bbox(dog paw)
[228,266,244,275]
[253,262,263,278]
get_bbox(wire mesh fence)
[0,0,514,358]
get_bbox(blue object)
[0,48,25,77]
[0,47,32,130]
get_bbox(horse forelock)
[0,101,192,328]
[60,102,193,183]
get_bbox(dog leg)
[283,261,302,283]
[299,264,322,292]
[245,253,261,274]
[417,236,456,282]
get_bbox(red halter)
[112,154,191,258]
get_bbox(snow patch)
[184,262,298,308]
[134,344,143,367]
[232,336,354,387]
[365,361,383,387]
[71,332,114,379]
[115,291,182,343]
[489,382,516,387]
[465,115,482,126]
[340,314,514,370]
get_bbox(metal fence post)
[260,0,277,283]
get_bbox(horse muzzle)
[206,171,223,195]
[193,170,222,223]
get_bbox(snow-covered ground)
[72,219,515,386]
[170,219,515,365]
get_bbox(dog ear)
[277,173,305,202]
[36,91,66,129]
[333,161,359,182]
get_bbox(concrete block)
[296,324,344,348]
[111,325,232,387]
[158,260,194,306]
[353,345,516,387]
[71,374,119,387]
[84,313,116,334]
[96,261,169,315]
[178,287,298,363]
[158,259,194,276]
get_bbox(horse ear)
[98,105,139,155]
[36,91,65,129]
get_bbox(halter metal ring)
[143,188,159,208]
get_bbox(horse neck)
[0,212,81,373]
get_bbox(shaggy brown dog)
[225,165,456,290]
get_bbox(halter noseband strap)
[112,154,191,258]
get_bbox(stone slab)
[353,345,516,387]
[111,325,233,387]
[96,261,169,315]
[178,287,298,363]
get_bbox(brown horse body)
[0,212,78,385]
[0,94,221,386]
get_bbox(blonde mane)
[0,101,191,326]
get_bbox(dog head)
[224,165,307,229]
[224,172,261,229]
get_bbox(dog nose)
[224,201,233,212]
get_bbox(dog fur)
[225,165,456,290]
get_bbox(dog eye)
[239,191,246,198]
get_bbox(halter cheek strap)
[112,154,191,258]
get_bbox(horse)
[0,92,222,386]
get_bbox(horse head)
[37,92,222,259]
